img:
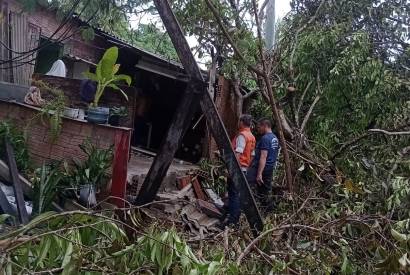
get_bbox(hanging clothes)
[45,60,67,77]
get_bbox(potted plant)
[63,105,79,119]
[84,46,132,124]
[71,140,113,207]
[109,106,128,126]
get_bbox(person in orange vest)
[220,114,256,228]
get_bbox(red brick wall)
[0,101,131,167]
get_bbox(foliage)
[71,139,113,189]
[0,212,223,274]
[30,80,68,142]
[31,163,65,214]
[84,46,132,107]
[130,23,179,61]
[198,158,227,196]
[110,106,128,117]
[0,121,30,172]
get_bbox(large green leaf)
[102,46,118,65]
[113,74,132,86]
[100,47,118,78]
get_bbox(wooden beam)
[5,138,29,224]
[138,0,263,233]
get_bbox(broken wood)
[197,199,223,218]
[5,138,29,224]
[192,178,207,201]
[0,159,63,213]
[138,0,263,234]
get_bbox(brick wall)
[33,74,137,129]
[0,100,131,167]
[9,0,108,64]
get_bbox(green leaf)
[0,214,11,224]
[101,47,118,78]
[113,74,132,86]
[61,242,73,269]
[36,237,52,268]
[391,228,408,243]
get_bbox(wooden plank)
[10,12,30,85]
[140,0,263,234]
[5,138,29,224]
[0,0,10,82]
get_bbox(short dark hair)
[239,114,252,127]
[257,118,272,128]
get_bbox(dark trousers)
[246,165,274,212]
[226,171,246,224]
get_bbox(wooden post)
[137,0,263,233]
[5,138,29,224]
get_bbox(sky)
[276,0,291,18]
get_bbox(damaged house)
[0,0,254,208]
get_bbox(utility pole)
[264,0,276,50]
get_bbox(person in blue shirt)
[246,118,280,212]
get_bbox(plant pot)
[87,106,110,124]
[77,109,86,120]
[108,115,120,126]
[79,184,97,208]
[63,107,79,119]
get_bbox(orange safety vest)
[232,127,256,168]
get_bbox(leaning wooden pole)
[137,0,263,233]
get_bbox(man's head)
[257,118,272,135]
[239,114,252,129]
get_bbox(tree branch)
[368,129,410,136]
[203,0,263,76]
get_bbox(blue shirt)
[252,132,280,168]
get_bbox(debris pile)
[135,171,226,238]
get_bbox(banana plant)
[83,46,132,107]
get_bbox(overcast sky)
[276,0,291,18]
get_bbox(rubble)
[134,169,225,237]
